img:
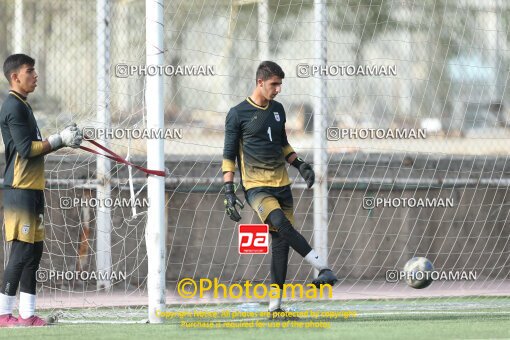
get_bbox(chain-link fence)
[0,0,509,320]
[2,1,509,153]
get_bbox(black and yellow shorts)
[3,188,45,243]
[245,185,295,231]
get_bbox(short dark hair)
[3,54,35,84]
[256,61,285,83]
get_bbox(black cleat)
[268,308,300,321]
[312,269,338,287]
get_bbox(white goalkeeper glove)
[47,123,83,150]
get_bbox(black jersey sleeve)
[7,103,34,159]
[222,108,241,173]
[282,128,295,159]
[280,107,295,158]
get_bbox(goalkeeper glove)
[47,123,83,150]
[224,182,244,222]
[292,157,315,189]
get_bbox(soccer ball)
[403,257,434,289]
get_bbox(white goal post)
[145,0,166,324]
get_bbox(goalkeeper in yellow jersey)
[0,54,82,327]
[222,61,337,315]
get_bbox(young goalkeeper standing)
[222,61,337,314]
[0,54,82,327]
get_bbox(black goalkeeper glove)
[292,157,315,189]
[223,182,244,222]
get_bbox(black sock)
[265,209,312,257]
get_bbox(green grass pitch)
[2,297,509,339]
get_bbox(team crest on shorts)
[21,224,30,235]
[274,112,280,122]
[258,205,264,214]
